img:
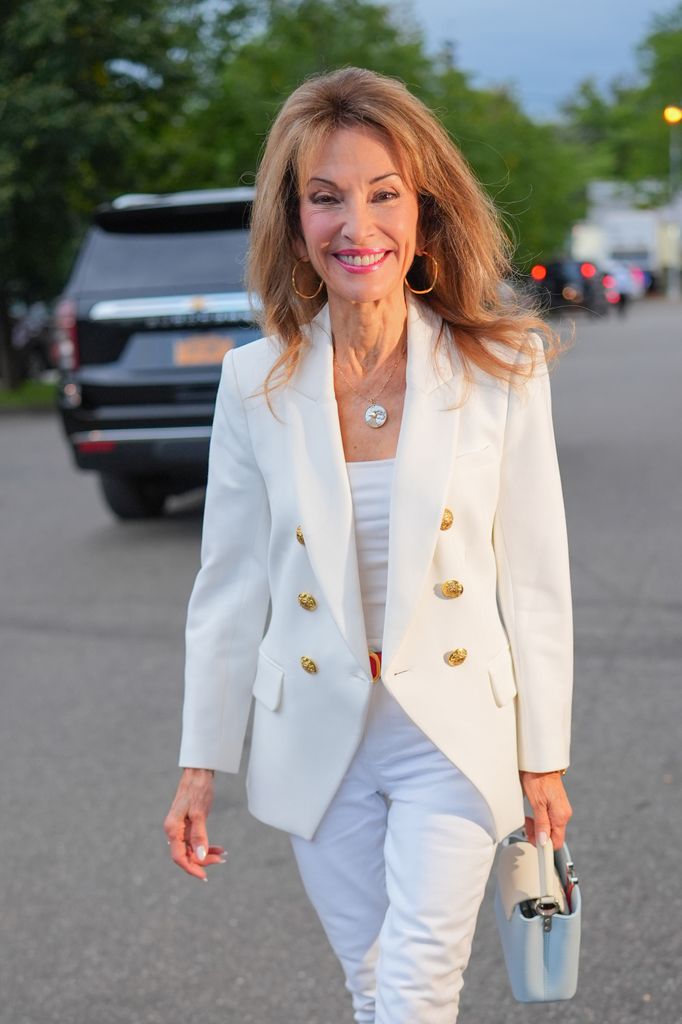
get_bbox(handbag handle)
[535,839,562,927]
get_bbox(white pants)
[289,680,497,1024]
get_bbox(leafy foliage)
[561,2,682,186]
[0,0,254,298]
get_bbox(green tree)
[561,3,682,186]
[154,0,433,191]
[0,0,253,385]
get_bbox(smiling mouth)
[333,251,390,268]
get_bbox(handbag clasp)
[535,896,561,932]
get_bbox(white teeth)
[336,253,385,266]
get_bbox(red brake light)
[530,265,547,281]
[580,262,596,278]
[76,440,118,454]
[602,275,615,289]
[52,298,80,370]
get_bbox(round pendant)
[365,403,388,428]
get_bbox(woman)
[164,67,574,1022]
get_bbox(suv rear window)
[70,226,250,296]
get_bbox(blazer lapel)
[381,297,463,671]
[287,305,369,671]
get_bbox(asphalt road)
[1,299,681,1024]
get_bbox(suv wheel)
[100,474,166,519]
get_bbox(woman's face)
[297,127,421,307]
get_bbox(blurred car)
[53,188,261,519]
[526,259,615,315]
[601,260,647,299]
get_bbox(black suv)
[54,188,261,518]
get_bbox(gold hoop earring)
[405,251,439,295]
[292,258,325,299]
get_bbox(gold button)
[440,509,454,530]
[296,525,305,545]
[298,592,317,611]
[441,579,464,599]
[447,648,468,666]
[300,656,318,674]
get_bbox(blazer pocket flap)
[252,651,284,711]
[487,645,518,708]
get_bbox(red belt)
[368,649,382,683]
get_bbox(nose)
[341,197,375,245]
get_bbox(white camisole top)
[345,458,395,650]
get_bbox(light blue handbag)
[494,832,581,1002]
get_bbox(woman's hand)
[164,768,226,880]
[519,770,573,850]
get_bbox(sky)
[389,0,677,120]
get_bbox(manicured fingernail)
[218,858,228,864]
[538,831,548,847]
[197,845,207,861]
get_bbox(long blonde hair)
[247,66,567,401]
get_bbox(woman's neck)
[327,292,408,374]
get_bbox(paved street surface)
[1,299,680,1024]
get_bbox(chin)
[327,275,402,306]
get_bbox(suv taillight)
[52,298,80,370]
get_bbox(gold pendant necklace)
[333,341,406,429]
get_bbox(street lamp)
[663,105,682,299]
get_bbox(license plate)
[173,334,235,366]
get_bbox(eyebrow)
[307,172,402,187]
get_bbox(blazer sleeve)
[492,333,574,772]
[179,348,271,772]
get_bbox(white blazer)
[179,295,573,842]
